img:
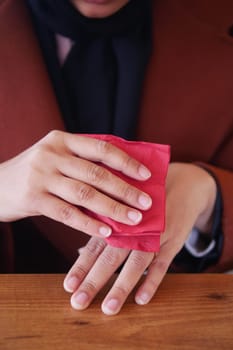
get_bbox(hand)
[63,162,217,315]
[0,130,152,237]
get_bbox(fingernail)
[138,194,152,209]
[99,226,112,237]
[65,276,79,292]
[139,165,151,179]
[102,298,119,315]
[127,210,142,224]
[71,292,89,309]
[135,292,150,305]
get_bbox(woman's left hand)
[63,162,217,315]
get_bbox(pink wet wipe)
[83,134,170,252]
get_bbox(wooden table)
[0,274,232,350]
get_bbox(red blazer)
[0,0,232,272]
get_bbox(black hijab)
[28,0,152,139]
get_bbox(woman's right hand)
[0,130,152,238]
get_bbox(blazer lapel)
[0,0,65,162]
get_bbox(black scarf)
[28,0,152,139]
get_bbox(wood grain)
[0,274,233,350]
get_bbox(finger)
[101,250,154,315]
[64,237,107,293]
[48,175,144,226]
[69,245,130,311]
[37,194,112,238]
[134,242,176,305]
[64,134,151,181]
[57,156,152,211]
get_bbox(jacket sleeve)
[200,133,233,272]
[202,165,233,272]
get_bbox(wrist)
[194,168,217,234]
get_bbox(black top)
[27,0,152,139]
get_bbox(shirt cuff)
[185,228,216,258]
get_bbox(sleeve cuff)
[185,228,216,258]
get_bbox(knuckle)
[76,184,95,203]
[96,139,111,155]
[114,284,130,298]
[72,264,88,279]
[82,280,98,294]
[121,184,135,202]
[87,164,107,185]
[59,204,75,223]
[28,144,55,171]
[121,155,134,171]
[46,129,62,141]
[85,239,106,257]
[29,143,48,165]
[110,201,123,218]
[101,249,122,267]
[131,253,148,270]
[32,130,63,163]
